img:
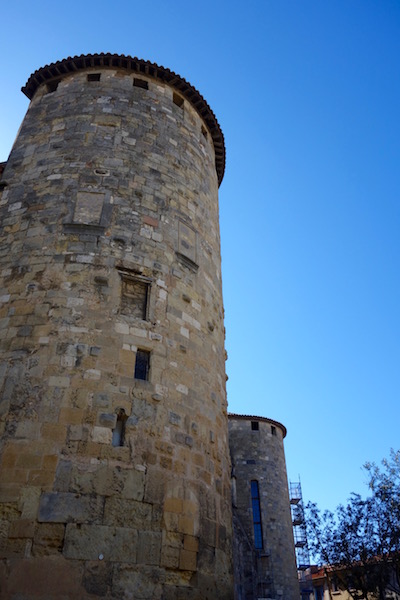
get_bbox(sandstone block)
[137,530,162,565]
[38,492,104,524]
[33,523,65,556]
[160,544,180,569]
[63,523,138,562]
[91,426,112,444]
[103,497,151,528]
[8,518,35,539]
[179,548,197,571]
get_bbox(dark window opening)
[251,421,259,431]
[119,272,150,320]
[251,480,263,550]
[271,425,276,436]
[314,586,324,600]
[133,78,148,90]
[134,349,150,381]
[201,125,208,139]
[46,80,60,94]
[112,409,127,447]
[173,93,184,108]
[87,73,101,82]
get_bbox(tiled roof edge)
[21,53,226,185]
[228,413,287,438]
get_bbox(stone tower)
[229,414,300,599]
[0,53,233,599]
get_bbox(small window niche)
[87,73,101,82]
[119,271,151,320]
[133,78,148,90]
[112,408,128,447]
[271,425,277,436]
[134,349,150,381]
[46,79,60,94]
[251,421,259,431]
[73,191,105,226]
[173,93,184,108]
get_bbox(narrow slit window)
[87,73,101,82]
[201,125,208,139]
[173,93,184,108]
[271,425,276,436]
[251,480,263,549]
[112,409,127,447]
[134,349,150,381]
[133,78,148,90]
[251,421,259,431]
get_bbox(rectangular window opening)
[119,272,150,320]
[251,421,259,431]
[133,78,148,90]
[46,80,60,94]
[134,349,150,381]
[87,73,101,82]
[251,480,263,550]
[173,93,184,108]
[271,425,276,436]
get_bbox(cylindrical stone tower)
[228,414,299,600]
[0,54,232,600]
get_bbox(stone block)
[33,523,65,556]
[41,423,67,442]
[59,407,84,425]
[112,565,164,600]
[38,492,104,524]
[82,561,112,597]
[98,412,117,428]
[28,469,55,486]
[160,544,180,569]
[8,518,35,539]
[178,516,195,536]
[184,534,199,552]
[91,426,112,444]
[179,548,197,571]
[63,523,138,562]
[3,556,85,597]
[119,467,145,501]
[137,530,162,565]
[103,497,152,528]
[164,497,183,514]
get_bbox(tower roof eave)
[21,53,226,185]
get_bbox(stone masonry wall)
[229,415,299,600]
[0,60,233,599]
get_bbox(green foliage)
[306,450,400,600]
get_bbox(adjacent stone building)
[229,414,299,600]
[0,53,300,599]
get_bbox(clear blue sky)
[1,0,400,515]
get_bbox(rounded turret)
[0,54,232,599]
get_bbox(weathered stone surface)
[38,492,104,523]
[0,55,234,599]
[112,565,165,600]
[103,497,152,528]
[1,556,85,598]
[33,523,65,556]
[63,523,138,562]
